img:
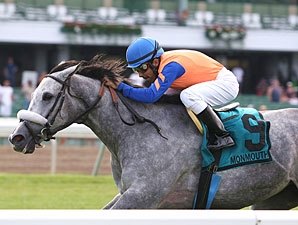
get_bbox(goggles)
[132,63,148,73]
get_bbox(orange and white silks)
[156,50,224,90]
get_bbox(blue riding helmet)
[126,37,164,68]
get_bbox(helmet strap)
[148,58,159,78]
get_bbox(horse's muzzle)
[8,119,42,154]
[9,132,36,154]
[9,110,50,154]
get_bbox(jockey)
[104,37,239,150]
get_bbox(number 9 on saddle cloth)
[188,103,272,171]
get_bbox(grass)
[0,173,118,209]
[1,173,297,210]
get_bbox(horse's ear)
[61,64,81,79]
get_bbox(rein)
[108,87,168,140]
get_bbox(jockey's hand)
[103,77,121,89]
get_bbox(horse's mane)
[49,54,126,82]
[49,54,182,105]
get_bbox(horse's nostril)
[12,135,24,143]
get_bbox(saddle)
[187,102,240,135]
[188,102,272,170]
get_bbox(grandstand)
[0,1,297,28]
[0,0,297,116]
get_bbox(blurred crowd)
[256,78,298,106]
[0,56,45,117]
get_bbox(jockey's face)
[136,59,159,84]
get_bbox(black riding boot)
[197,105,235,150]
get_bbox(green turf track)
[0,173,117,209]
[1,173,297,209]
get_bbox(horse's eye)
[42,92,53,101]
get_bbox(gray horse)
[9,55,298,209]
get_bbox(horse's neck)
[84,92,163,140]
[84,91,200,156]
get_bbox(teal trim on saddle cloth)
[201,107,272,171]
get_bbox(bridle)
[23,66,167,145]
[38,66,105,141]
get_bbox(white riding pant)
[180,67,239,115]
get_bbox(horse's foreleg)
[109,188,158,209]
[102,193,121,209]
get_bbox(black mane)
[49,54,126,82]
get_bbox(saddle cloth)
[199,106,272,171]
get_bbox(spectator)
[3,56,18,87]
[0,80,14,117]
[21,80,35,109]
[285,81,298,105]
[256,78,268,96]
[267,79,283,103]
[285,81,296,99]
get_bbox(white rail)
[0,210,297,225]
[0,118,104,175]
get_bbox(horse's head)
[9,63,83,154]
[9,55,126,154]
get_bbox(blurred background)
[0,0,298,175]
